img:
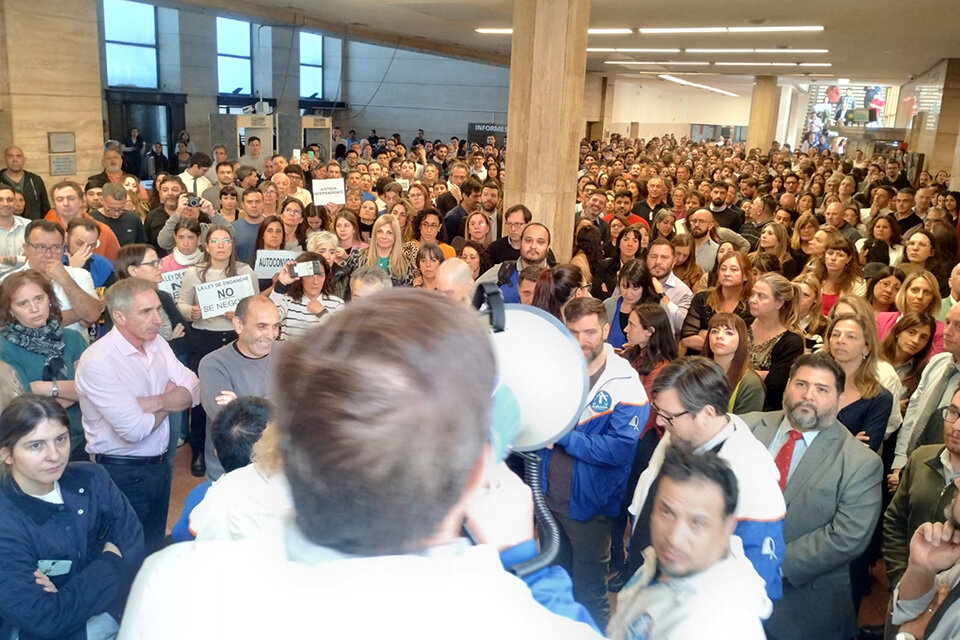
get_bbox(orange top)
[44,209,121,261]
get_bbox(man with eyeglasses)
[624,357,784,601]
[487,204,531,265]
[884,385,960,590]
[539,296,648,629]
[687,208,719,272]
[90,182,147,247]
[742,353,882,640]
[1,219,104,340]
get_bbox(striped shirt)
[269,290,344,340]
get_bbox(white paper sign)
[312,178,346,206]
[254,250,301,279]
[396,178,410,192]
[195,275,256,319]
[158,268,187,301]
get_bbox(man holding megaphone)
[118,290,602,639]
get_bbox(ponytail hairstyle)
[756,272,801,333]
[531,264,584,320]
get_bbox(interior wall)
[609,78,752,140]
[331,40,509,144]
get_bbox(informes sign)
[467,123,507,147]
[254,250,300,279]
[312,178,346,206]
[158,268,187,301]
[195,275,256,319]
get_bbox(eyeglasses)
[420,222,440,229]
[506,221,526,228]
[138,259,161,268]
[651,402,690,426]
[26,242,63,254]
[941,405,960,423]
[208,238,233,246]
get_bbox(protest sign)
[254,250,300,279]
[195,275,256,319]
[158,269,187,301]
[312,178,346,205]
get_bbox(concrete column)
[0,0,105,185]
[503,0,590,262]
[745,76,781,152]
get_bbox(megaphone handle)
[508,451,561,578]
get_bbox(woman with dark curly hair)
[271,251,344,340]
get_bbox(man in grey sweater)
[198,295,281,480]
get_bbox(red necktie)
[774,430,804,492]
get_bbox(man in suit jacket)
[741,353,883,640]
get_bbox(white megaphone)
[473,284,590,575]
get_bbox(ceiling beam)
[169,0,511,66]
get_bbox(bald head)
[4,146,24,172]
[437,258,474,305]
[824,202,844,227]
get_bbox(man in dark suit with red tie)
[741,353,883,640]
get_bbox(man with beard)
[477,222,551,303]
[742,354,883,640]
[708,181,742,232]
[478,180,501,238]
[541,297,647,629]
[687,209,719,272]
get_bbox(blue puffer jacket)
[0,462,144,640]
[541,344,650,521]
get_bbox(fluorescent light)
[587,28,633,34]
[754,48,829,54]
[686,48,829,54]
[714,61,797,66]
[587,48,616,52]
[638,25,824,35]
[798,62,832,67]
[686,48,754,53]
[639,27,727,34]
[615,48,681,53]
[475,28,512,34]
[659,74,739,97]
[604,61,709,65]
[838,78,850,85]
[728,25,824,33]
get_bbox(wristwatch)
[50,380,59,398]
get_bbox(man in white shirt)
[75,278,200,551]
[0,184,28,276]
[118,290,600,639]
[177,152,214,197]
[1,219,103,339]
[646,239,692,333]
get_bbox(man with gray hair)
[76,277,200,551]
[350,266,393,300]
[436,258,474,305]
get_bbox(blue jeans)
[99,461,171,553]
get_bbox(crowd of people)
[0,126,959,639]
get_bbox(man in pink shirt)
[76,278,199,550]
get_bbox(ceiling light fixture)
[728,25,824,33]
[586,48,616,52]
[615,48,682,53]
[658,74,739,97]
[587,28,634,34]
[474,28,513,34]
[604,61,710,65]
[685,48,754,53]
[754,48,829,54]
[638,25,824,34]
[714,62,798,66]
[798,62,832,67]
[639,27,727,34]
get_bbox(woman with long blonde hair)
[793,272,827,350]
[750,222,799,279]
[747,273,805,410]
[337,213,413,290]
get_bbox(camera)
[187,196,201,208]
